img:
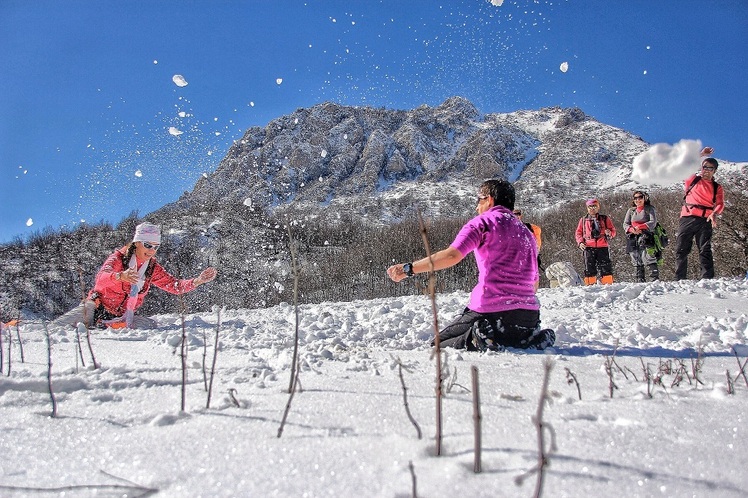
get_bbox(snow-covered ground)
[1,278,747,497]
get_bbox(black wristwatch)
[403,262,415,277]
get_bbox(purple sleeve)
[450,219,482,257]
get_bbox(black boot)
[636,265,645,283]
[648,263,659,281]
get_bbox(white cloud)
[631,139,704,185]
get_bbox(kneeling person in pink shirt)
[386,179,554,351]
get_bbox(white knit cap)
[133,223,161,244]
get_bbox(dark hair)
[630,190,651,207]
[125,242,137,260]
[702,157,719,170]
[480,179,515,210]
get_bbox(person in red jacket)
[575,199,616,285]
[55,222,217,329]
[674,146,725,280]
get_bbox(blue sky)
[1,0,746,243]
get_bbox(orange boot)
[600,275,614,285]
[584,276,597,286]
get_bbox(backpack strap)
[683,176,701,201]
[684,176,719,215]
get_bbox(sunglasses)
[586,204,599,209]
[142,242,160,250]
[477,195,489,203]
[633,195,644,200]
[702,166,716,171]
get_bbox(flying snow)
[168,127,183,136]
[276,78,283,85]
[631,139,705,185]
[172,75,189,87]
[560,61,569,73]
[135,170,143,178]
[25,218,33,227]
[489,0,504,6]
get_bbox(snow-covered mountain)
[156,98,655,224]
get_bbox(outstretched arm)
[386,247,464,282]
[193,267,217,286]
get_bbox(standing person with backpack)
[674,146,725,280]
[623,191,660,282]
[575,198,617,285]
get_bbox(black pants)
[436,308,540,349]
[583,247,613,278]
[675,216,714,280]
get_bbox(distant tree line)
[1,187,746,322]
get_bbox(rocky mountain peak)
[158,97,650,225]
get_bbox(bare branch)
[14,311,24,363]
[472,365,482,474]
[732,347,748,387]
[408,461,418,498]
[726,370,735,395]
[564,367,581,401]
[395,357,422,439]
[515,358,556,497]
[206,308,221,409]
[604,356,619,398]
[417,211,443,456]
[178,293,188,413]
[84,324,100,369]
[228,388,241,408]
[278,357,301,438]
[43,323,58,418]
[287,223,301,394]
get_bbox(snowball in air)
[172,74,189,87]
[276,78,283,85]
[489,0,504,5]
[135,170,143,178]
[168,127,183,136]
[26,218,33,227]
[560,61,569,73]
